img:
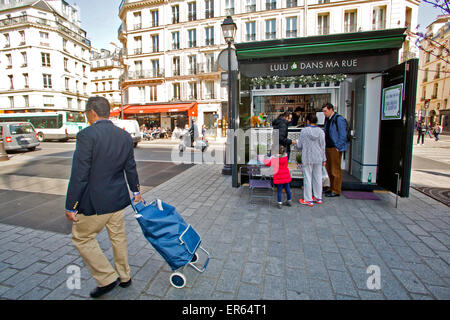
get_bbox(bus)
[0,111,87,142]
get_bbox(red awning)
[123,103,198,116]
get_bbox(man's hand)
[65,210,79,222]
[134,194,144,203]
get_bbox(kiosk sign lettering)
[381,84,403,120]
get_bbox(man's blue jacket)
[324,114,349,152]
[65,119,140,216]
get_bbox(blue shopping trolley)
[131,198,210,289]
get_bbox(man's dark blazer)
[65,119,140,216]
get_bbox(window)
[134,60,143,76]
[318,0,330,3]
[75,62,78,75]
[205,27,214,46]
[318,14,330,35]
[173,57,180,76]
[225,0,235,15]
[172,31,180,50]
[8,75,13,89]
[436,63,441,79]
[188,55,197,74]
[246,0,256,12]
[63,38,67,51]
[41,52,51,67]
[287,0,297,8]
[23,95,29,107]
[95,83,99,92]
[23,73,29,88]
[205,81,214,99]
[21,52,27,67]
[246,22,256,41]
[64,58,69,71]
[9,96,14,108]
[373,6,386,30]
[188,29,197,48]
[6,54,12,68]
[43,74,52,88]
[189,82,197,100]
[82,65,86,77]
[344,11,357,33]
[134,36,142,54]
[152,35,159,52]
[433,83,439,99]
[133,11,142,30]
[265,19,276,39]
[150,86,157,101]
[19,31,25,45]
[138,86,145,102]
[43,95,54,107]
[84,83,88,94]
[206,53,215,72]
[151,10,159,27]
[286,17,297,38]
[188,2,197,21]
[173,83,181,100]
[65,77,70,90]
[205,0,214,18]
[39,31,49,39]
[266,0,276,10]
[172,5,179,24]
[4,33,10,47]
[422,86,426,100]
[151,59,160,77]
[426,52,431,63]
[424,68,428,82]
[67,97,73,109]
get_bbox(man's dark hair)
[277,111,290,119]
[85,96,110,118]
[322,103,334,111]
[306,113,318,124]
[294,107,302,112]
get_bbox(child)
[264,145,292,209]
[296,113,326,206]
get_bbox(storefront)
[231,28,418,197]
[111,102,198,131]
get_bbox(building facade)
[0,0,91,113]
[415,14,450,132]
[118,0,419,136]
[90,47,123,110]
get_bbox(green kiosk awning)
[235,28,407,60]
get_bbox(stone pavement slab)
[0,164,449,300]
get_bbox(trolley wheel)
[170,272,186,289]
[190,252,199,263]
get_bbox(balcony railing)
[134,23,142,30]
[121,69,165,82]
[205,38,214,46]
[188,67,198,75]
[265,32,276,39]
[372,22,386,31]
[318,26,330,35]
[205,10,214,19]
[286,30,297,38]
[188,13,197,21]
[188,41,197,48]
[344,24,357,33]
[134,48,142,55]
[246,34,256,42]
[0,15,91,46]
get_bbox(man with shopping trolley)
[65,96,143,298]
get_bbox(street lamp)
[221,16,237,176]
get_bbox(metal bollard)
[0,139,9,161]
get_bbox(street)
[0,141,202,234]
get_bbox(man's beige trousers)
[72,209,131,287]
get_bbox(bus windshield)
[67,112,86,123]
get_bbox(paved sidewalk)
[0,164,449,300]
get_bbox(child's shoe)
[285,199,292,207]
[312,197,323,204]
[277,202,283,209]
[299,199,314,207]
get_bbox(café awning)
[110,103,198,117]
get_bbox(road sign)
[217,48,238,71]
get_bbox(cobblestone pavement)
[0,164,449,300]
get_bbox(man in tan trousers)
[65,97,142,298]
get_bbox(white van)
[111,119,141,148]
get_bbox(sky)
[67,0,447,50]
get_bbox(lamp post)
[221,16,237,176]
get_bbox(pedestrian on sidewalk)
[417,120,425,145]
[65,96,143,298]
[322,103,349,197]
[272,111,296,162]
[433,123,442,141]
[295,113,327,207]
[426,123,433,139]
[264,145,292,209]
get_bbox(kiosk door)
[377,59,418,197]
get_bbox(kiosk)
[232,28,418,197]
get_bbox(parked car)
[0,122,40,152]
[111,119,141,148]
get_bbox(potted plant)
[296,152,302,170]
